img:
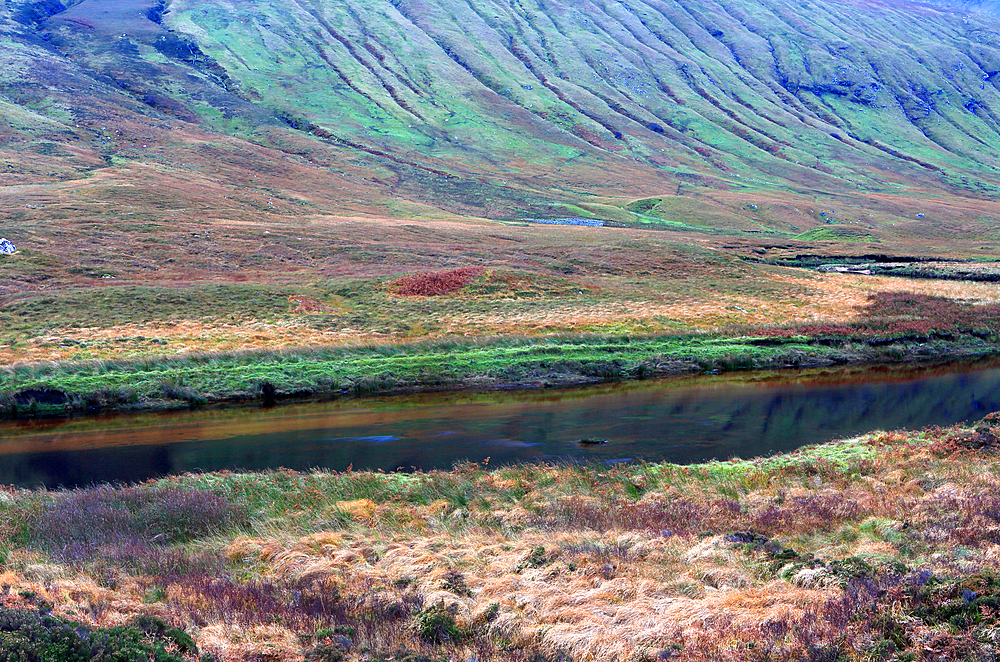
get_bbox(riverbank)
[1,415,1000,660]
[1,326,998,418]
[2,289,999,419]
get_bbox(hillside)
[2,0,1000,369]
[5,0,1000,223]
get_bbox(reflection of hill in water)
[4,360,1000,488]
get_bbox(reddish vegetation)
[392,267,485,296]
[288,296,338,314]
[760,291,1000,340]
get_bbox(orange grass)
[5,270,1000,365]
[4,420,1000,660]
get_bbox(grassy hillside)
[4,0,1000,221]
[162,0,1000,191]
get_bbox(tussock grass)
[1,419,1000,659]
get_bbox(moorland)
[4,0,1000,411]
[3,0,1000,659]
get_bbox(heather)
[2,418,1000,659]
[759,291,1000,342]
[392,267,486,296]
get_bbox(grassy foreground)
[2,417,1000,660]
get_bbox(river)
[1,358,999,488]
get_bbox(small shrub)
[724,531,800,560]
[474,602,499,625]
[919,572,1000,630]
[0,608,193,662]
[371,648,448,662]
[440,569,471,596]
[304,643,346,662]
[516,545,549,572]
[413,604,463,643]
[129,614,197,654]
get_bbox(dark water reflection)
[3,358,1000,488]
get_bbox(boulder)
[0,238,15,254]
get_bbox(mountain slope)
[0,0,999,244]
[162,0,1000,193]
[1,0,1000,221]
[5,0,1000,364]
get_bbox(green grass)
[795,226,878,242]
[154,0,1000,204]
[0,284,297,337]
[2,329,995,416]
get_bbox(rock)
[790,565,837,588]
[0,238,15,254]
[331,635,352,650]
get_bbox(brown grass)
[5,159,1000,366]
[5,420,1000,660]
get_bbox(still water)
[2,359,1000,488]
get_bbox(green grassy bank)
[1,328,997,418]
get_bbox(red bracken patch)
[392,267,485,296]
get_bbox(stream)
[2,358,1000,488]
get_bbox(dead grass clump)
[224,537,286,564]
[288,295,339,314]
[392,267,485,296]
[198,623,302,662]
[928,424,1000,456]
[330,498,376,522]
